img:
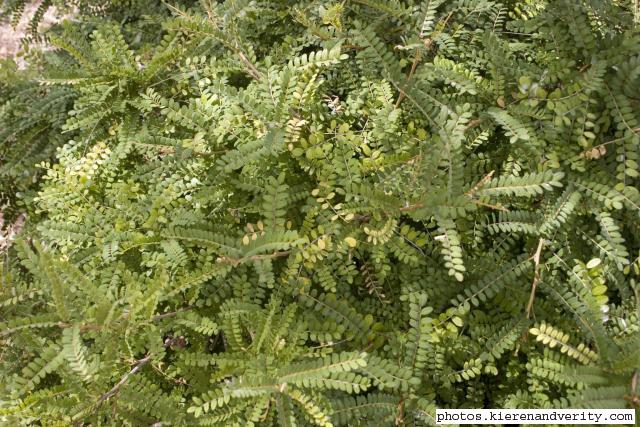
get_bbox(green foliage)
[1,0,640,425]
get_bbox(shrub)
[1,0,639,425]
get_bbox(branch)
[464,118,484,130]
[391,10,455,109]
[96,355,153,405]
[471,200,508,212]
[352,190,508,223]
[465,170,495,198]
[215,250,290,266]
[395,398,405,425]
[54,306,194,333]
[164,2,262,81]
[95,336,182,406]
[236,47,263,81]
[395,48,422,108]
[151,306,193,321]
[526,238,545,319]
[56,322,101,333]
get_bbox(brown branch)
[464,118,484,130]
[342,44,365,51]
[395,398,405,425]
[215,250,290,266]
[95,336,182,406]
[577,130,640,159]
[465,170,495,198]
[395,48,422,108]
[96,354,153,405]
[151,306,193,321]
[54,306,193,334]
[164,2,262,81]
[526,238,545,320]
[55,322,101,333]
[398,203,424,212]
[390,9,455,109]
[353,191,508,223]
[471,200,508,212]
[236,48,263,81]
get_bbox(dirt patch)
[0,3,64,63]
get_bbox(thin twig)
[471,200,508,212]
[151,306,193,321]
[52,306,193,334]
[215,250,290,266]
[465,170,495,198]
[577,130,640,158]
[353,190,508,223]
[164,2,262,81]
[95,336,181,406]
[464,118,484,130]
[395,48,422,108]
[96,354,153,405]
[526,238,545,319]
[236,48,263,81]
[395,398,405,425]
[393,10,455,109]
